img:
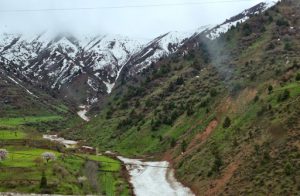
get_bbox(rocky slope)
[0,32,144,105]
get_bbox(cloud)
[0,0,266,38]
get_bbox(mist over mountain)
[2,0,300,195]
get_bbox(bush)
[181,140,187,152]
[284,162,293,175]
[223,117,231,129]
[296,73,300,81]
[266,42,275,50]
[151,119,161,131]
[40,172,47,188]
[276,18,289,27]
[209,88,218,97]
[268,85,273,94]
[284,42,292,51]
[191,60,202,70]
[242,23,252,36]
[277,89,290,102]
[175,77,184,85]
[170,138,176,148]
[254,95,259,102]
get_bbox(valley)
[1,0,300,195]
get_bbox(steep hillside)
[67,0,300,195]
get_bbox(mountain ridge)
[0,1,278,109]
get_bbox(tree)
[223,117,231,129]
[170,138,176,148]
[212,153,223,173]
[41,152,56,163]
[254,95,259,102]
[181,140,187,153]
[296,73,300,81]
[78,176,87,187]
[209,88,218,97]
[242,23,252,36]
[277,90,290,102]
[284,162,293,175]
[268,85,273,94]
[0,149,8,161]
[276,18,289,27]
[284,42,292,51]
[40,171,47,188]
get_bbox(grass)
[0,130,27,140]
[0,116,63,126]
[87,155,120,171]
[1,146,60,168]
[0,145,129,195]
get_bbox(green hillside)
[66,1,300,195]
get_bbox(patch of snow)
[207,17,249,40]
[7,76,38,98]
[77,105,90,122]
[118,156,195,196]
[103,81,114,94]
[87,77,99,92]
[43,134,77,148]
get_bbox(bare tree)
[78,176,87,187]
[0,149,8,161]
[41,152,56,163]
[84,161,100,192]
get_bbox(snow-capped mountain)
[205,0,279,39]
[0,32,145,104]
[0,0,279,107]
[0,29,204,105]
[123,26,212,76]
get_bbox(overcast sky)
[0,0,270,39]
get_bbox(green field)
[0,116,62,126]
[0,113,130,195]
[0,130,27,140]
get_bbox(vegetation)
[66,1,300,195]
[1,0,300,195]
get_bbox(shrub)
[268,85,273,94]
[170,138,176,148]
[212,153,223,173]
[209,88,218,97]
[150,119,161,131]
[175,76,184,85]
[284,42,292,51]
[191,60,202,70]
[181,140,187,152]
[296,73,300,81]
[40,172,47,188]
[223,117,231,128]
[284,162,293,175]
[254,95,259,102]
[276,18,289,27]
[186,103,194,116]
[242,23,252,36]
[260,26,266,32]
[277,90,290,102]
[268,16,273,23]
[266,42,275,50]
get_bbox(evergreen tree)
[223,117,231,128]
